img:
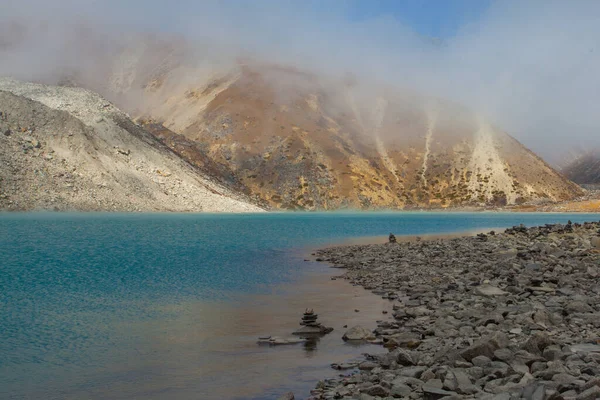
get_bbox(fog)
[1,0,599,163]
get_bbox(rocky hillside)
[99,48,582,210]
[0,79,263,212]
[562,151,600,184]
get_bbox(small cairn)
[388,233,397,243]
[293,308,333,335]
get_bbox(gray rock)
[474,285,508,297]
[576,385,600,400]
[523,332,554,355]
[390,382,412,398]
[460,332,509,361]
[566,301,594,314]
[472,355,492,367]
[362,384,389,397]
[343,325,374,341]
[570,344,600,354]
[394,349,416,366]
[358,361,378,370]
[422,379,458,400]
[398,366,427,378]
[493,348,514,362]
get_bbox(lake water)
[1,212,599,399]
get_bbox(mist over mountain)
[2,0,600,163]
[1,1,598,209]
[562,150,600,185]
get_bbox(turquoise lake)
[1,212,599,399]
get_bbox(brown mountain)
[91,42,583,210]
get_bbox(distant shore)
[305,221,600,399]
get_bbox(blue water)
[1,212,598,399]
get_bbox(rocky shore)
[308,221,600,400]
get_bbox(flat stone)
[398,366,427,378]
[474,285,508,297]
[570,344,600,354]
[422,380,458,400]
[258,336,305,345]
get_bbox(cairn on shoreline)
[257,309,333,346]
[293,308,333,335]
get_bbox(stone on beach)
[304,221,600,400]
[473,284,508,296]
[342,325,375,341]
[257,336,306,346]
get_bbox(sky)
[0,0,599,163]
[339,0,493,38]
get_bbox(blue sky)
[325,0,494,38]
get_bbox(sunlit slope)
[103,47,582,210]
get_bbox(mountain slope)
[0,79,263,212]
[106,60,581,210]
[562,151,600,184]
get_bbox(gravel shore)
[307,221,600,400]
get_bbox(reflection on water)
[91,260,392,400]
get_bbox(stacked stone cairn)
[293,309,333,335]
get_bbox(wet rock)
[358,361,378,371]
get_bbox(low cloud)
[1,0,599,163]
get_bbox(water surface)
[1,212,598,399]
